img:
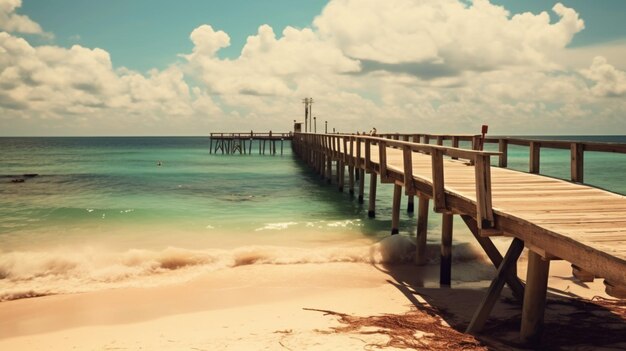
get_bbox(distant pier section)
[210,131,293,155]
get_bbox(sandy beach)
[1,247,624,351]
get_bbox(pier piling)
[368,173,377,218]
[391,184,402,234]
[415,196,430,265]
[440,213,453,286]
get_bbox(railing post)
[378,140,389,182]
[402,145,415,195]
[530,142,540,174]
[356,138,362,168]
[571,143,584,183]
[499,139,508,168]
[431,148,446,212]
[475,154,494,229]
[451,136,459,160]
[365,139,371,172]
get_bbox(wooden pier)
[292,132,626,345]
[210,131,292,155]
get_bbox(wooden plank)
[466,238,525,334]
[520,250,551,346]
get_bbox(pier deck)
[292,132,626,345]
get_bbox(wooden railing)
[210,131,293,139]
[332,133,626,185]
[293,133,500,230]
[483,137,626,183]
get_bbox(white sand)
[0,251,621,350]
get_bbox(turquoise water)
[0,136,624,300]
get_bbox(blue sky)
[1,0,625,135]
[20,0,626,72]
[21,0,328,72]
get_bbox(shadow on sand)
[374,257,626,350]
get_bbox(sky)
[1,0,625,136]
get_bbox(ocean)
[1,136,624,301]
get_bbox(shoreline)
[1,256,624,350]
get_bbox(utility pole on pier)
[302,97,314,133]
[325,121,328,134]
[314,117,317,133]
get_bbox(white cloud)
[0,31,221,135]
[0,0,625,136]
[581,56,626,97]
[0,0,50,37]
[314,0,584,72]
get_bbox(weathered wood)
[407,195,414,213]
[440,213,453,286]
[520,250,551,346]
[391,184,402,235]
[466,238,525,334]
[570,143,584,183]
[604,280,626,299]
[499,139,508,168]
[415,196,430,265]
[474,154,494,229]
[431,149,446,212]
[379,140,391,183]
[348,166,355,195]
[571,264,594,282]
[451,136,459,160]
[530,142,540,174]
[402,145,415,195]
[337,160,344,192]
[358,169,365,203]
[368,173,377,218]
[461,215,525,301]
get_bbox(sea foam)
[0,235,492,302]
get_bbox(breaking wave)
[0,235,490,302]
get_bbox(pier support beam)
[368,173,377,218]
[440,213,453,286]
[348,166,355,195]
[520,251,551,346]
[461,215,525,301]
[415,196,429,265]
[407,195,414,213]
[466,238,525,334]
[358,169,365,204]
[338,161,344,192]
[391,184,402,235]
[326,157,332,184]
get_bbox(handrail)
[483,137,626,183]
[299,132,626,185]
[293,132,499,229]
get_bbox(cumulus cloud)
[0,0,50,37]
[581,56,626,97]
[184,24,360,96]
[1,0,624,136]
[0,31,220,134]
[314,0,584,74]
